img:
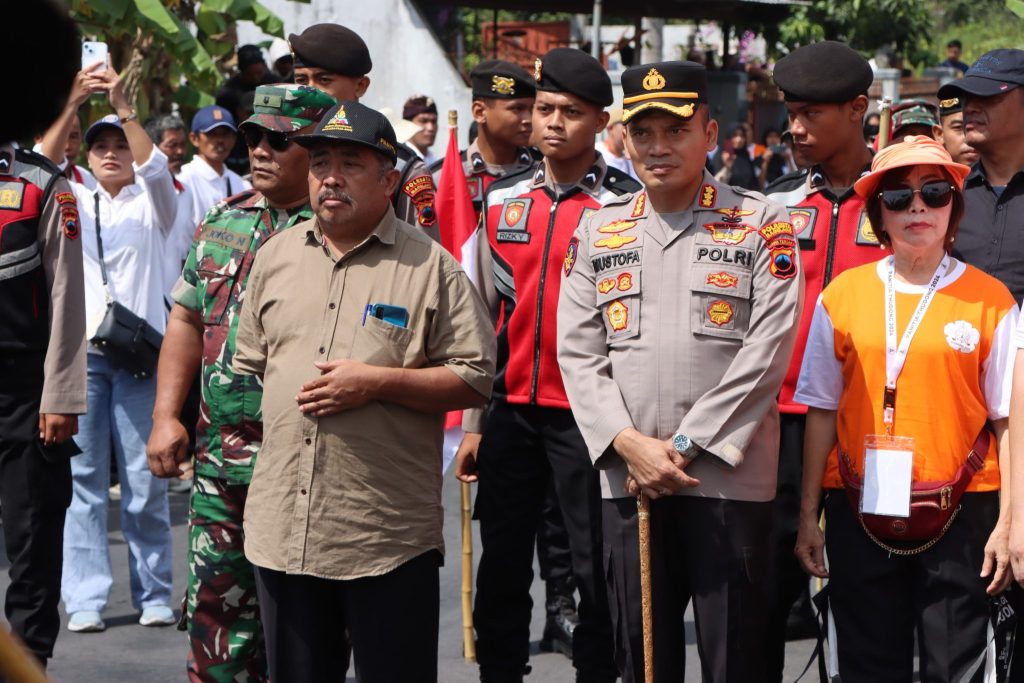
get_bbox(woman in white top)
[62,64,177,633]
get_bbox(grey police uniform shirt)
[557,171,804,501]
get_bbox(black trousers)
[603,496,773,683]
[764,412,811,681]
[473,402,616,677]
[537,477,573,585]
[253,551,441,683]
[825,491,997,683]
[0,438,72,663]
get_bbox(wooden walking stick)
[638,493,654,683]
[461,479,477,662]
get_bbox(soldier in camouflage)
[146,84,336,683]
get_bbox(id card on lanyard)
[861,254,950,517]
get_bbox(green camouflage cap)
[892,99,940,135]
[242,84,337,132]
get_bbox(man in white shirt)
[596,107,637,180]
[178,105,250,227]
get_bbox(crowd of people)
[6,7,1024,683]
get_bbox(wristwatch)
[672,434,702,460]
[119,110,138,124]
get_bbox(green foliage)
[70,0,306,122]
[930,0,1024,64]
[774,0,932,57]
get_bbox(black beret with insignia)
[938,96,963,118]
[293,101,399,164]
[471,60,536,100]
[773,41,873,103]
[535,48,612,107]
[289,24,372,77]
[621,61,707,123]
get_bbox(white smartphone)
[81,41,108,70]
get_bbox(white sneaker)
[68,611,105,633]
[138,605,176,627]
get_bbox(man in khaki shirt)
[557,62,802,682]
[233,101,495,682]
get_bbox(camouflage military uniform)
[171,191,314,681]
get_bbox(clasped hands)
[615,428,700,500]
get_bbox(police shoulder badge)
[630,192,647,218]
[698,184,717,209]
[563,237,579,276]
[598,277,616,294]
[768,247,798,280]
[504,200,527,227]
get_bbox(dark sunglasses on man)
[242,127,292,152]
[878,180,954,211]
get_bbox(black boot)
[480,664,530,683]
[539,578,578,658]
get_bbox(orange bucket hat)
[854,135,971,201]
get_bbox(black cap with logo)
[470,60,536,100]
[534,48,612,107]
[293,101,398,164]
[938,49,1024,100]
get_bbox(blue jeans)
[62,353,173,614]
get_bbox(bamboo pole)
[461,480,476,662]
[877,96,894,150]
[638,493,653,683]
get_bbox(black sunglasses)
[242,126,292,152]
[878,180,954,211]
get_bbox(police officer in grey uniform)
[557,61,803,682]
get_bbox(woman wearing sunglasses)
[793,135,1019,681]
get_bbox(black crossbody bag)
[89,193,162,378]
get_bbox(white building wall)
[237,0,473,147]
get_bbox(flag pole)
[638,493,653,683]
[452,106,478,664]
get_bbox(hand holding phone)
[81,41,108,71]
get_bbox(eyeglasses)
[878,180,955,211]
[242,127,292,152]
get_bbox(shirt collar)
[804,161,872,198]
[0,143,14,174]
[190,155,225,181]
[466,140,535,175]
[304,205,399,257]
[530,154,608,197]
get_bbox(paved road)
[1,476,818,682]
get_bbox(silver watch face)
[673,434,691,453]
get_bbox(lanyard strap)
[93,193,115,306]
[883,253,950,428]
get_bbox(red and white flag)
[435,116,480,433]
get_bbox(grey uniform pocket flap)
[688,264,753,299]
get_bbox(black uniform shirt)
[955,163,1024,303]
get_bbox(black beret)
[621,61,706,123]
[293,101,399,164]
[773,41,873,103]
[938,96,963,117]
[289,24,372,77]
[470,59,536,100]
[534,48,612,107]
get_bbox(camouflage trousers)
[182,475,267,683]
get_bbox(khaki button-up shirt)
[557,172,803,501]
[233,207,495,579]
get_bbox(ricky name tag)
[861,435,914,517]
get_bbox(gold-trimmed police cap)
[470,60,536,100]
[621,61,707,123]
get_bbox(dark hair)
[143,114,186,146]
[864,166,964,251]
[947,39,962,50]
[761,127,780,145]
